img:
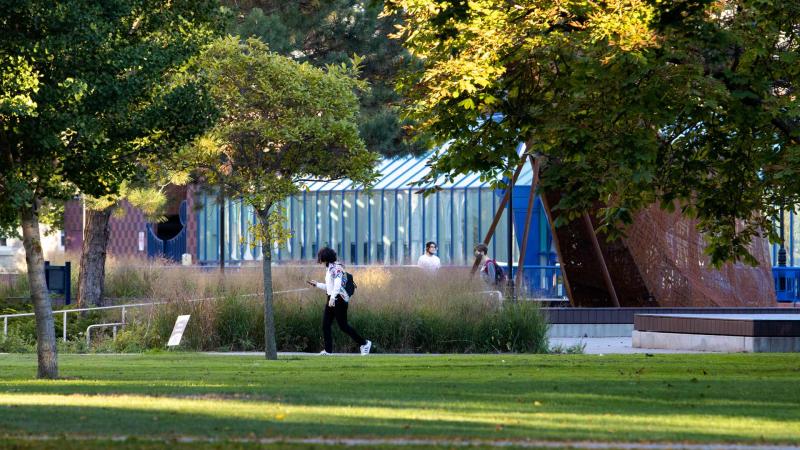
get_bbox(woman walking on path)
[308,247,372,356]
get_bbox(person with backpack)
[474,243,506,286]
[307,247,371,356]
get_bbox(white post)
[3,317,6,338]
[121,306,126,324]
[63,311,68,342]
[112,325,117,340]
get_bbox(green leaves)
[0,0,223,229]
[191,36,379,241]
[386,0,800,266]
[229,0,426,157]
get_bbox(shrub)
[0,330,35,353]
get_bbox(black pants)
[323,295,366,353]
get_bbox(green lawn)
[0,353,798,449]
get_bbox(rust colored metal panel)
[542,189,776,307]
[622,206,775,307]
[543,189,651,307]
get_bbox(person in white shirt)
[417,241,441,271]
[307,247,371,356]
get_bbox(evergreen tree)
[227,0,428,157]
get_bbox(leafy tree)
[227,0,428,157]
[192,36,379,359]
[0,0,221,378]
[385,0,800,265]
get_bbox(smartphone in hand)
[306,280,317,286]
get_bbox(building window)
[0,237,6,247]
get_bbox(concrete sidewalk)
[548,337,707,354]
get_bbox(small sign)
[138,232,145,252]
[167,315,191,347]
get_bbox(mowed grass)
[0,353,799,448]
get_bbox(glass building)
[195,152,557,268]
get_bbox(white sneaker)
[318,350,331,356]
[360,340,372,356]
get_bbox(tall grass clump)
[122,265,548,353]
[3,263,549,353]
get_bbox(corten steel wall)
[544,188,775,307]
[624,206,774,307]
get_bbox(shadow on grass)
[0,353,799,443]
[0,402,797,444]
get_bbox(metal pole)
[779,209,787,267]
[121,306,126,324]
[583,212,620,307]
[3,317,6,338]
[515,156,540,292]
[507,165,515,302]
[63,311,67,342]
[470,159,526,275]
[219,187,225,273]
[539,193,575,304]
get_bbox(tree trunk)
[21,199,59,379]
[257,207,278,360]
[77,206,113,308]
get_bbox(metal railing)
[86,322,124,345]
[1,288,312,342]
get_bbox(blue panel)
[394,190,399,263]
[302,190,308,260]
[367,192,372,264]
[380,189,386,262]
[314,191,320,257]
[328,191,334,254]
[240,201,246,261]
[354,191,359,265]
[463,187,469,261]
[146,224,163,258]
[407,188,412,264]
[341,191,346,261]
[789,211,794,266]
[164,228,187,262]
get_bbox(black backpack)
[486,259,507,285]
[344,271,357,296]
